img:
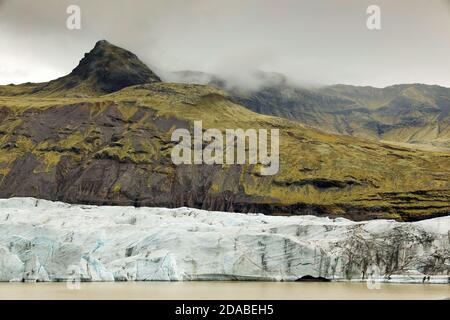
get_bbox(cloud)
[1,0,450,88]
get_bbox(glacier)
[0,197,448,283]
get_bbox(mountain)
[319,84,450,148]
[0,40,161,97]
[0,42,449,221]
[224,75,450,149]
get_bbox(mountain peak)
[31,40,161,97]
[94,39,111,47]
[89,39,125,56]
[69,40,161,93]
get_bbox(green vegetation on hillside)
[0,41,449,221]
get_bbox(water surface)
[0,282,448,300]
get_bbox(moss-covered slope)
[0,82,449,221]
[0,42,449,221]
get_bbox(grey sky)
[0,0,449,88]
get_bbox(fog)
[1,0,450,88]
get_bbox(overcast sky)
[0,0,449,88]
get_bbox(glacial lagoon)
[0,282,449,300]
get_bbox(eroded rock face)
[0,198,448,283]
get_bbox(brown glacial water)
[0,282,448,300]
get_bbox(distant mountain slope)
[321,84,450,147]
[171,71,450,149]
[0,42,449,221]
[237,82,450,149]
